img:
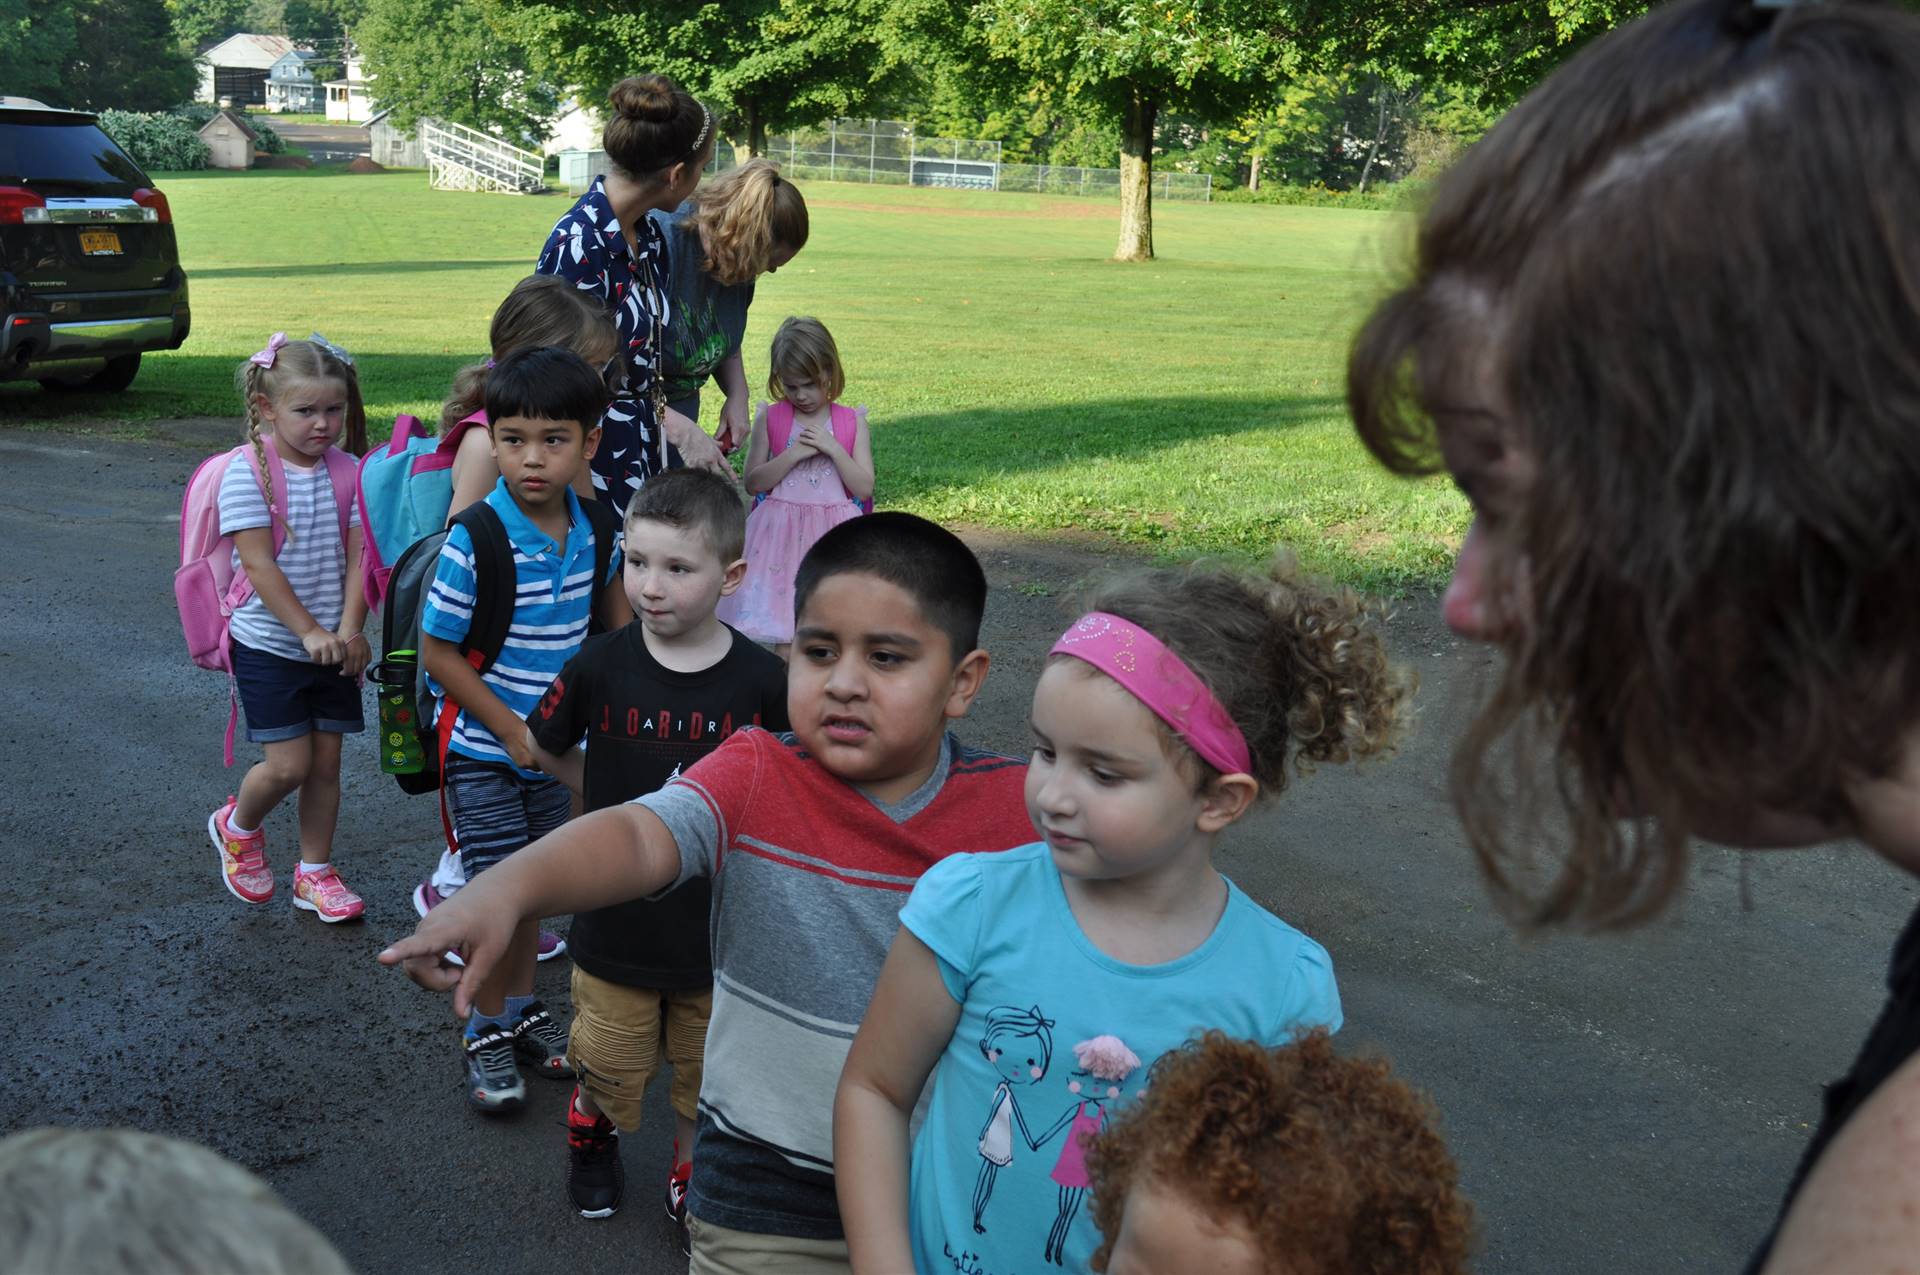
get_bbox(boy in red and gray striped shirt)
[384,512,1032,1271]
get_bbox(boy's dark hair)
[484,345,608,433]
[793,513,986,660]
[1069,555,1407,796]
[1086,1031,1474,1275]
[627,467,746,563]
[1346,0,1920,929]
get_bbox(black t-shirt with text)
[529,621,789,988]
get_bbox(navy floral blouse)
[536,175,671,517]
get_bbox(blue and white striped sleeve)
[421,523,477,644]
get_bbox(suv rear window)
[0,117,147,191]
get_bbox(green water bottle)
[370,650,427,776]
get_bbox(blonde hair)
[686,159,808,286]
[767,315,845,403]
[235,336,367,529]
[442,275,619,431]
[0,1127,353,1274]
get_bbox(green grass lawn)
[0,168,1463,589]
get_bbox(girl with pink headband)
[835,557,1410,1274]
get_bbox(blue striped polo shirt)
[421,478,616,778]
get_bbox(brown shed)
[198,109,259,171]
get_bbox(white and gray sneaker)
[464,1029,526,1114]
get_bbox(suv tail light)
[131,187,172,224]
[0,186,48,224]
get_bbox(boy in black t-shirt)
[527,469,787,1244]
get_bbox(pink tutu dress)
[718,400,867,644]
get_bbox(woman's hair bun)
[609,74,677,122]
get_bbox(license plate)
[78,230,121,256]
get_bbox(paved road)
[274,122,370,164]
[2,422,1912,1273]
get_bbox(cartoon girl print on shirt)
[972,1005,1056,1234]
[1038,1034,1143,1266]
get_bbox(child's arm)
[233,527,346,665]
[529,741,585,796]
[744,404,815,494]
[804,410,875,504]
[447,428,499,518]
[378,802,684,1011]
[423,633,538,771]
[337,524,371,677]
[834,927,964,1275]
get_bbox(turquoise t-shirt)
[900,842,1342,1275]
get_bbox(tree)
[64,0,197,110]
[355,0,559,139]
[497,0,899,159]
[0,0,79,103]
[165,0,247,50]
[964,1,1296,261]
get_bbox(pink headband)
[1050,612,1252,775]
[249,332,287,369]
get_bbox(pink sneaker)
[293,864,365,923]
[209,799,273,904]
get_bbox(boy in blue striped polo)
[421,346,632,1115]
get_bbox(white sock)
[227,814,260,837]
[297,860,330,877]
[430,847,466,894]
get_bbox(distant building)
[543,98,603,156]
[196,33,298,108]
[198,108,258,170]
[324,57,374,124]
[265,49,322,114]
[367,110,426,167]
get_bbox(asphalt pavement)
[1,421,1912,1273]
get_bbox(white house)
[196,33,296,108]
[264,49,322,114]
[324,57,375,124]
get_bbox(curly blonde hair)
[1087,1032,1474,1275]
[686,158,808,286]
[1068,554,1410,795]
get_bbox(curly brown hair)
[1346,0,1920,927]
[1087,1031,1473,1275]
[1071,555,1410,796]
[687,158,809,287]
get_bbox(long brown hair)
[1346,0,1920,927]
[441,275,618,431]
[686,158,808,286]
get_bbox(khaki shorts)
[566,966,712,1130]
[687,1216,850,1275]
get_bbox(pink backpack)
[764,401,873,513]
[174,436,357,763]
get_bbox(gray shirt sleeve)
[634,781,721,893]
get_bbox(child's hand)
[377,885,516,1015]
[302,627,347,665]
[338,631,371,678]
[505,724,542,773]
[797,420,841,457]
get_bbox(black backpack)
[378,498,618,795]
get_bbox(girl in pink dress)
[718,315,873,653]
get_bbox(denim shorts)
[231,641,365,742]
[442,753,570,877]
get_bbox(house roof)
[199,33,296,69]
[197,108,258,141]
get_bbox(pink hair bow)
[249,332,288,369]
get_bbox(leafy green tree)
[965,0,1296,260]
[0,0,79,103]
[355,0,559,139]
[165,0,247,50]
[65,0,197,110]
[498,0,898,158]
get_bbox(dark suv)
[0,98,190,393]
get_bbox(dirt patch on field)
[345,157,387,174]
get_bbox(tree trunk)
[1114,89,1155,262]
[747,101,765,160]
[1356,82,1391,195]
[1248,152,1262,193]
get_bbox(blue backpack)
[354,411,487,612]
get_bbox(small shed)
[367,110,426,167]
[198,109,258,170]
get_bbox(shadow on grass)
[878,393,1345,495]
[191,259,530,281]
